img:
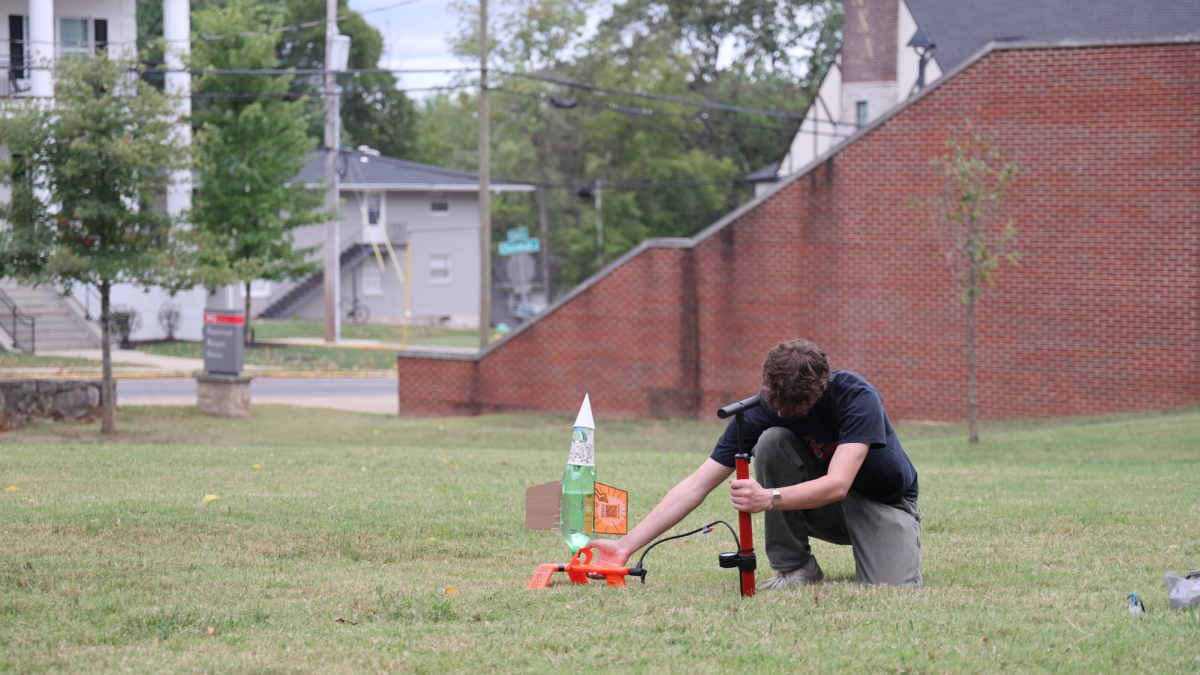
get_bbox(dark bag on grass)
[1164,571,1200,610]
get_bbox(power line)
[493,86,805,136]
[140,65,826,125]
[500,70,809,121]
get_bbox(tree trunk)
[535,143,551,304]
[967,279,979,445]
[100,280,115,435]
[244,281,252,346]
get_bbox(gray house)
[212,149,533,329]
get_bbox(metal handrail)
[0,286,35,353]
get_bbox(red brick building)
[398,38,1199,422]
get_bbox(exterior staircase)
[259,244,375,319]
[0,280,102,353]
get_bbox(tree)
[191,0,325,344]
[0,56,191,434]
[434,0,843,291]
[926,121,1020,444]
[276,0,421,159]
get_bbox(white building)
[0,0,209,349]
[749,0,1199,195]
[0,0,526,351]
[217,149,533,330]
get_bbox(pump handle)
[717,394,762,419]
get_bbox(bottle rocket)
[560,394,596,552]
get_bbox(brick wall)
[842,0,899,83]
[399,41,1199,422]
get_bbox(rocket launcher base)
[527,547,646,589]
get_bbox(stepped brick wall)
[399,41,1199,422]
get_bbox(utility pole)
[323,0,341,343]
[594,180,603,267]
[477,0,491,349]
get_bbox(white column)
[28,0,53,99]
[163,0,192,219]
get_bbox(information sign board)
[203,310,244,375]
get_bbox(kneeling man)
[589,339,922,588]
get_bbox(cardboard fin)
[525,480,561,530]
[593,483,628,535]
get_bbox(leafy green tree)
[191,0,325,344]
[433,0,841,290]
[277,0,420,159]
[926,121,1020,444]
[0,57,191,434]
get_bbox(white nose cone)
[573,393,595,430]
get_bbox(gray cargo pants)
[753,427,923,587]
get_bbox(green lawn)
[2,407,1198,673]
[134,342,400,372]
[0,349,98,369]
[253,319,482,348]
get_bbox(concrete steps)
[0,281,102,352]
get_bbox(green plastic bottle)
[560,395,596,552]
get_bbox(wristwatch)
[768,489,782,511]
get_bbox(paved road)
[118,378,397,415]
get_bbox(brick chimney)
[841,0,899,127]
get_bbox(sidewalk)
[263,337,479,356]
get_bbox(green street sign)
[507,227,529,241]
[499,238,540,256]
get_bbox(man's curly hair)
[761,339,830,418]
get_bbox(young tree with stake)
[0,56,191,434]
[926,120,1019,444]
[191,1,325,343]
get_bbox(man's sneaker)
[756,557,825,589]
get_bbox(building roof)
[904,0,1200,71]
[298,149,534,192]
[745,161,781,183]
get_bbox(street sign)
[499,238,540,256]
[203,310,244,375]
[507,227,529,241]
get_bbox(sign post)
[499,228,540,312]
[195,310,252,418]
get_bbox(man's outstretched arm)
[588,459,733,566]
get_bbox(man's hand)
[585,538,630,567]
[730,477,773,514]
[584,539,631,579]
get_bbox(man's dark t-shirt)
[710,370,918,504]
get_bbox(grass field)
[2,406,1198,673]
[253,319,481,348]
[134,342,401,372]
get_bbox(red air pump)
[717,394,763,597]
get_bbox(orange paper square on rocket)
[592,483,628,535]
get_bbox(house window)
[363,193,384,241]
[241,280,272,297]
[9,16,27,80]
[856,100,869,127]
[94,19,108,54]
[429,255,451,283]
[59,18,89,58]
[367,193,382,225]
[362,264,383,295]
[430,192,449,213]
